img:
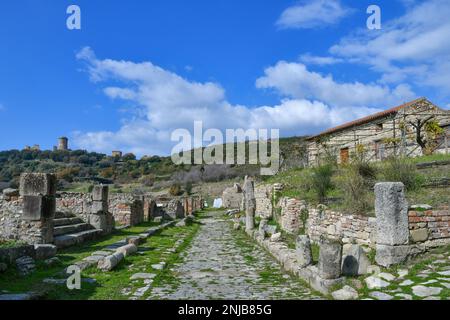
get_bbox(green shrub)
[185,181,193,195]
[338,165,373,214]
[310,164,334,203]
[169,183,182,196]
[381,156,423,191]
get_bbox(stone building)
[307,98,450,166]
[57,137,68,151]
[222,183,243,209]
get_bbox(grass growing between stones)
[0,219,203,300]
[339,245,450,300]
[144,220,202,299]
[233,221,324,300]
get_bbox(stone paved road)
[149,211,322,300]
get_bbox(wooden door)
[340,148,349,164]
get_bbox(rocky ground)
[2,210,450,301]
[355,249,450,300]
[148,211,322,300]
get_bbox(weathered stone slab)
[331,285,358,300]
[20,173,56,196]
[92,185,108,202]
[296,235,312,268]
[375,244,423,267]
[374,182,409,246]
[318,240,342,280]
[98,252,124,271]
[115,244,138,257]
[23,195,55,221]
[365,275,390,289]
[341,244,370,276]
[91,201,108,214]
[410,229,428,243]
[34,244,57,260]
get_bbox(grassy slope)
[0,216,204,299]
[261,154,450,212]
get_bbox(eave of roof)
[306,97,427,141]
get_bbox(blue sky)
[0,0,449,156]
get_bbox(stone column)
[90,185,114,234]
[374,182,410,267]
[20,173,56,244]
[243,176,256,232]
[258,218,268,239]
[296,235,313,268]
[318,240,342,279]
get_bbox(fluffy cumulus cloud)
[74,48,409,156]
[256,61,415,108]
[329,0,450,94]
[276,0,352,29]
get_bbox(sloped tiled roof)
[307,97,428,140]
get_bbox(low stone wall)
[307,207,375,246]
[408,205,450,243]
[0,196,49,244]
[57,192,91,222]
[222,184,243,209]
[57,192,146,227]
[253,184,450,249]
[109,194,144,226]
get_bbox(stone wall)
[253,183,450,249]
[279,197,306,234]
[56,192,91,222]
[0,196,44,244]
[307,206,375,246]
[254,185,273,219]
[222,184,243,209]
[109,194,144,226]
[408,205,450,243]
[307,99,450,166]
[57,192,146,227]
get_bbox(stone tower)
[58,137,68,151]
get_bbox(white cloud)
[256,61,415,108]
[329,0,450,94]
[299,53,343,65]
[276,0,352,29]
[74,48,394,156]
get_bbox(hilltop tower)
[58,137,68,151]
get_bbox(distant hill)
[0,136,308,191]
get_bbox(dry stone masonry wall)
[254,183,450,249]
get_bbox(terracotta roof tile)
[307,97,427,140]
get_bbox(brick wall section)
[408,206,450,242]
[279,197,306,234]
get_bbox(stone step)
[53,229,103,249]
[53,223,93,236]
[54,217,85,227]
[54,211,77,219]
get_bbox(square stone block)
[375,182,409,246]
[20,173,56,196]
[23,195,55,221]
[91,200,108,214]
[92,185,108,201]
[375,244,423,267]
